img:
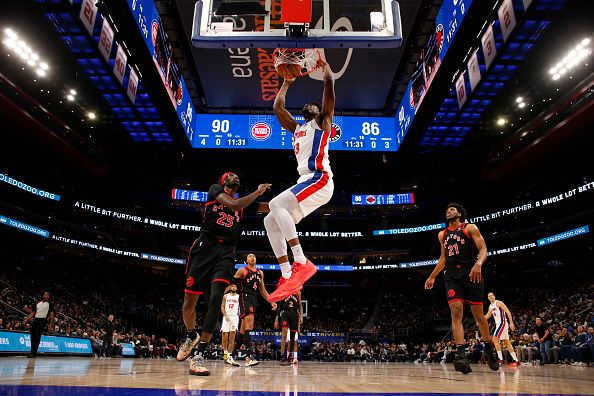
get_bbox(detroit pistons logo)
[448,289,456,298]
[329,123,342,142]
[251,122,272,140]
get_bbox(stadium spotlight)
[497,118,507,126]
[515,97,523,103]
[518,102,526,109]
[70,89,77,96]
[549,37,592,81]
[2,28,48,77]
[67,94,75,101]
[87,112,97,120]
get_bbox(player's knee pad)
[203,282,227,333]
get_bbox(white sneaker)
[226,355,240,367]
[177,337,199,361]
[245,357,259,367]
[189,355,210,376]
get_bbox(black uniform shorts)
[184,237,235,295]
[443,266,484,305]
[281,310,299,332]
[240,292,258,318]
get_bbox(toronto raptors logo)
[329,123,342,142]
[186,276,194,288]
[448,289,456,298]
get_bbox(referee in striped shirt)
[23,291,55,358]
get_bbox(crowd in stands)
[0,259,592,366]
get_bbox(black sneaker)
[279,357,290,366]
[484,344,500,371]
[453,355,472,374]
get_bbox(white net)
[273,48,320,76]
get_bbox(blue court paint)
[0,387,592,396]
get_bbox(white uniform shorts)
[221,315,239,333]
[493,321,509,340]
[286,171,334,223]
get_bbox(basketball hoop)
[273,48,321,77]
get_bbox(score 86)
[361,122,380,135]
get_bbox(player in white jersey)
[221,283,240,363]
[266,58,335,302]
[485,292,519,367]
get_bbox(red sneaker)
[267,260,315,302]
[508,361,519,368]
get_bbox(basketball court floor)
[0,357,592,395]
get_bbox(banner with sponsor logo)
[0,215,50,238]
[0,174,60,201]
[249,331,346,347]
[481,24,497,70]
[0,331,92,355]
[498,0,517,42]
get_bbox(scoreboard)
[352,193,415,205]
[191,114,399,152]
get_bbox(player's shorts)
[493,321,509,340]
[240,292,258,318]
[281,310,299,332]
[184,237,235,295]
[221,315,239,333]
[287,171,334,223]
[443,266,484,305]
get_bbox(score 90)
[211,119,230,133]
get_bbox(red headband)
[219,172,234,186]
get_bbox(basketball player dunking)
[485,292,519,367]
[226,254,277,367]
[266,58,335,302]
[177,173,270,376]
[424,203,499,374]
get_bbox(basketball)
[276,62,302,80]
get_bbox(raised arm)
[273,79,298,133]
[216,184,271,211]
[317,59,335,131]
[425,231,446,289]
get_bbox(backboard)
[191,0,403,49]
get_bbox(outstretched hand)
[316,58,328,69]
[257,183,272,195]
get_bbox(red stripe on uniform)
[465,300,483,305]
[448,298,465,304]
[205,200,217,207]
[184,290,204,295]
[315,132,330,171]
[295,172,330,202]
[212,278,230,285]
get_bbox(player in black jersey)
[424,203,499,374]
[226,253,276,367]
[177,172,271,376]
[274,291,302,365]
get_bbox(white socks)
[291,244,306,264]
[497,350,503,360]
[510,351,518,362]
[280,261,292,279]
